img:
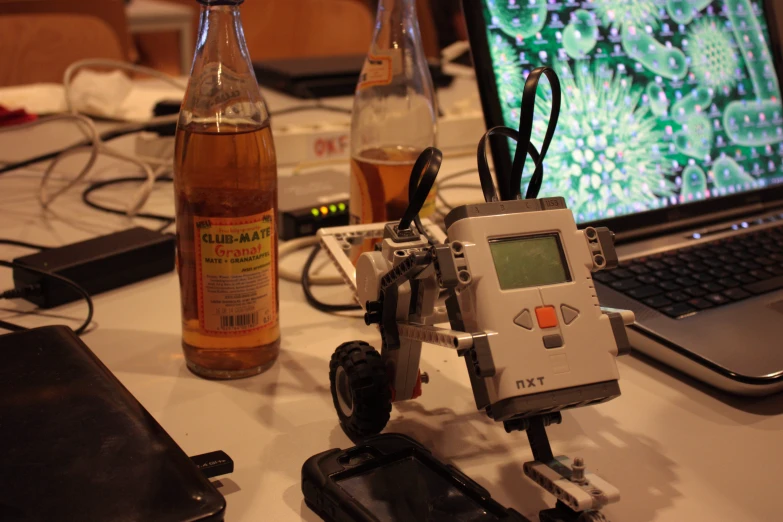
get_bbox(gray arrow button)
[561,305,579,325]
[514,309,534,330]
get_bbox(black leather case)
[0,326,226,522]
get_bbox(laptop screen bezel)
[463,0,783,239]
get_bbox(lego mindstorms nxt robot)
[316,68,635,522]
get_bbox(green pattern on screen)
[489,236,569,290]
[483,0,783,223]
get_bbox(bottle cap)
[197,0,244,5]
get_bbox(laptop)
[252,56,453,99]
[463,0,783,395]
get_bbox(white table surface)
[2,114,783,522]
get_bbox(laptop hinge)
[613,201,783,244]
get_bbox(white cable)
[0,114,101,207]
[2,61,183,214]
[5,113,160,215]
[56,60,186,215]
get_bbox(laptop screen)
[475,0,783,223]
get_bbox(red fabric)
[0,106,37,127]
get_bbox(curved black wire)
[477,126,541,203]
[510,66,561,200]
[301,245,361,313]
[0,122,174,177]
[0,319,27,332]
[302,148,444,313]
[81,176,175,230]
[0,259,94,335]
[399,147,443,231]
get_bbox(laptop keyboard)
[593,224,783,318]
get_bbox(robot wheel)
[329,341,391,439]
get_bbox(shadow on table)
[626,351,783,418]
[282,484,324,522]
[387,401,511,462]
[548,406,680,522]
[385,400,679,522]
[212,477,241,496]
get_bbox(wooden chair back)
[0,0,131,86]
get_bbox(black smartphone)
[301,433,530,522]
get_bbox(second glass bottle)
[350,0,438,257]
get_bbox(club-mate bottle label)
[193,210,276,335]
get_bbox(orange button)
[535,306,558,328]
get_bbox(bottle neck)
[193,5,254,76]
[373,0,418,48]
[181,2,267,129]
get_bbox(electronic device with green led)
[278,169,350,240]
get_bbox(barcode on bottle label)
[219,312,259,330]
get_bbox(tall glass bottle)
[174,0,279,379]
[350,0,438,251]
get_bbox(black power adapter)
[12,227,176,308]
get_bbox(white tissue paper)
[0,72,183,122]
[68,69,134,119]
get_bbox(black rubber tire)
[329,341,391,439]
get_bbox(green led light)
[329,204,337,213]
[338,202,346,212]
[311,208,320,217]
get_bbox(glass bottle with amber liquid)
[174,0,279,379]
[350,0,438,257]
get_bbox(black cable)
[510,66,561,200]
[0,259,94,335]
[156,219,176,233]
[301,245,361,313]
[301,148,443,312]
[0,101,350,177]
[82,175,175,224]
[0,239,52,251]
[0,319,26,333]
[399,147,443,231]
[477,126,540,202]
[1,284,41,300]
[475,66,561,202]
[0,121,176,176]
